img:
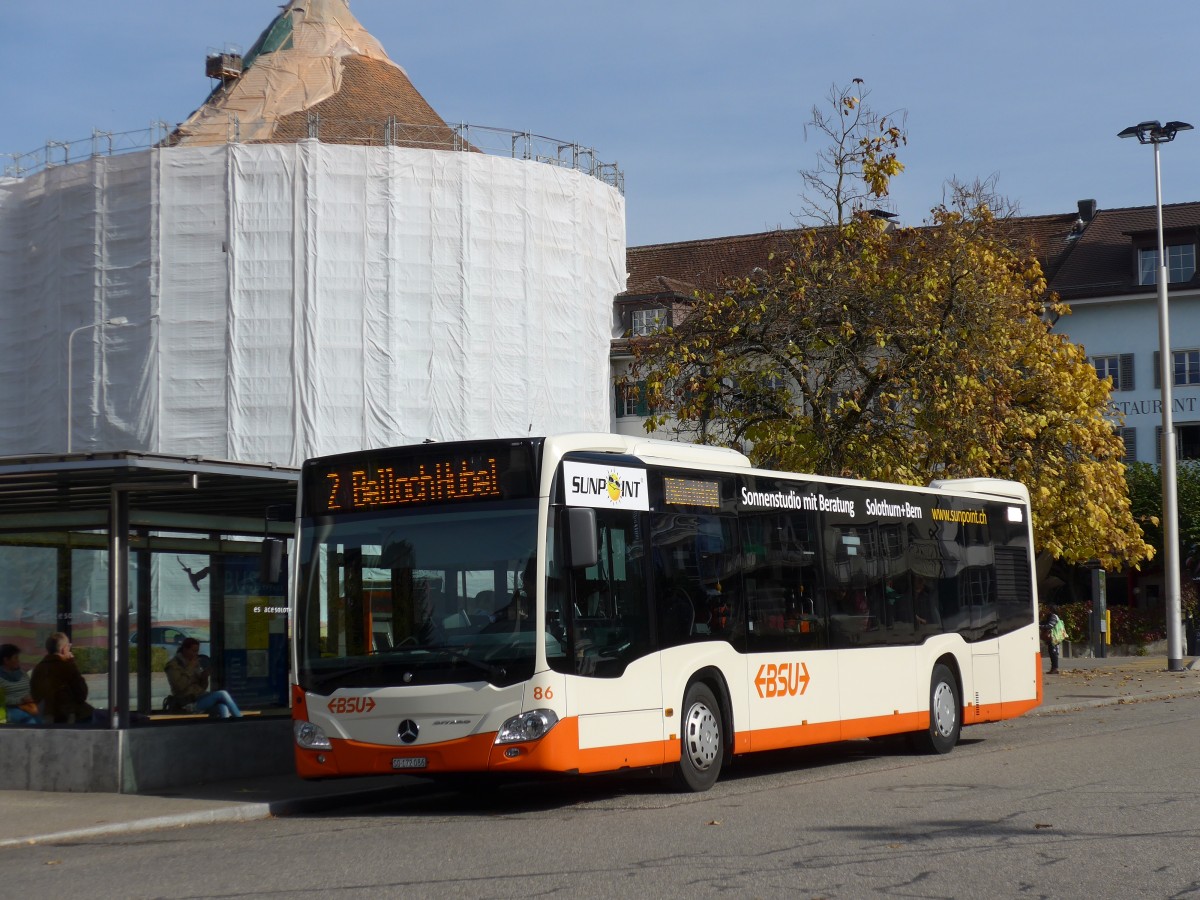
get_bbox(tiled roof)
[625,211,1084,300]
[1049,202,1200,301]
[992,211,1083,282]
[624,229,799,298]
[169,0,455,149]
[268,56,457,148]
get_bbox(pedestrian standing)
[1045,607,1066,674]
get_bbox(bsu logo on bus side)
[754,661,810,698]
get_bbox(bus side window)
[649,512,740,650]
[743,510,824,652]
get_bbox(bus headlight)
[495,709,559,744]
[294,720,332,750]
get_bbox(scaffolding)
[4,119,624,194]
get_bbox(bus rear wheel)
[912,662,961,754]
[671,682,723,792]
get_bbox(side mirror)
[566,507,598,569]
[260,538,284,583]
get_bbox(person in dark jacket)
[30,632,96,724]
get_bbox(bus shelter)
[0,452,298,792]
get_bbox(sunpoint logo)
[563,461,649,511]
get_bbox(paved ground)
[2,654,1198,848]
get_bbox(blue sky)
[3,1,1199,246]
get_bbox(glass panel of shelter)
[138,538,288,714]
[0,531,290,720]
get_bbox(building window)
[616,382,648,418]
[1156,424,1200,463]
[1181,424,1200,461]
[1092,354,1134,391]
[1153,350,1200,388]
[1175,350,1200,386]
[1138,244,1196,285]
[631,307,667,337]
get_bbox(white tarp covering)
[0,142,626,464]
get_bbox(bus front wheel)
[913,663,961,754]
[671,682,724,792]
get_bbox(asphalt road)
[5,691,1199,899]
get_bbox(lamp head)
[1118,120,1193,144]
[106,316,129,326]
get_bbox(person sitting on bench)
[164,638,243,719]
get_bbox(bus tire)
[671,682,724,792]
[914,663,960,755]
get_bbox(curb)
[0,802,273,849]
[0,781,433,848]
[1036,682,1200,716]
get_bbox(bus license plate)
[392,757,427,770]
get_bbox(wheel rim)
[683,700,720,771]
[931,680,957,737]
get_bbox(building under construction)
[0,0,626,464]
[0,0,626,791]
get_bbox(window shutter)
[1119,354,1134,392]
[1156,425,1163,465]
[636,380,649,417]
[1154,351,1160,389]
[1121,427,1137,464]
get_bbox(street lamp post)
[66,316,129,453]
[1118,119,1193,672]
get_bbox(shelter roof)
[0,452,297,526]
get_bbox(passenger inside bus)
[488,557,535,627]
[912,575,941,630]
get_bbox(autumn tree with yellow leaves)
[625,82,1152,570]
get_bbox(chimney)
[1077,199,1097,222]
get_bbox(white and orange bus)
[291,433,1041,791]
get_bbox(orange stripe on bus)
[491,718,673,773]
[1036,651,1044,706]
[294,669,1043,779]
[296,731,499,778]
[744,710,925,752]
[295,716,676,779]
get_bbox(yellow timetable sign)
[664,476,721,508]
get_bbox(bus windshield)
[295,501,541,692]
